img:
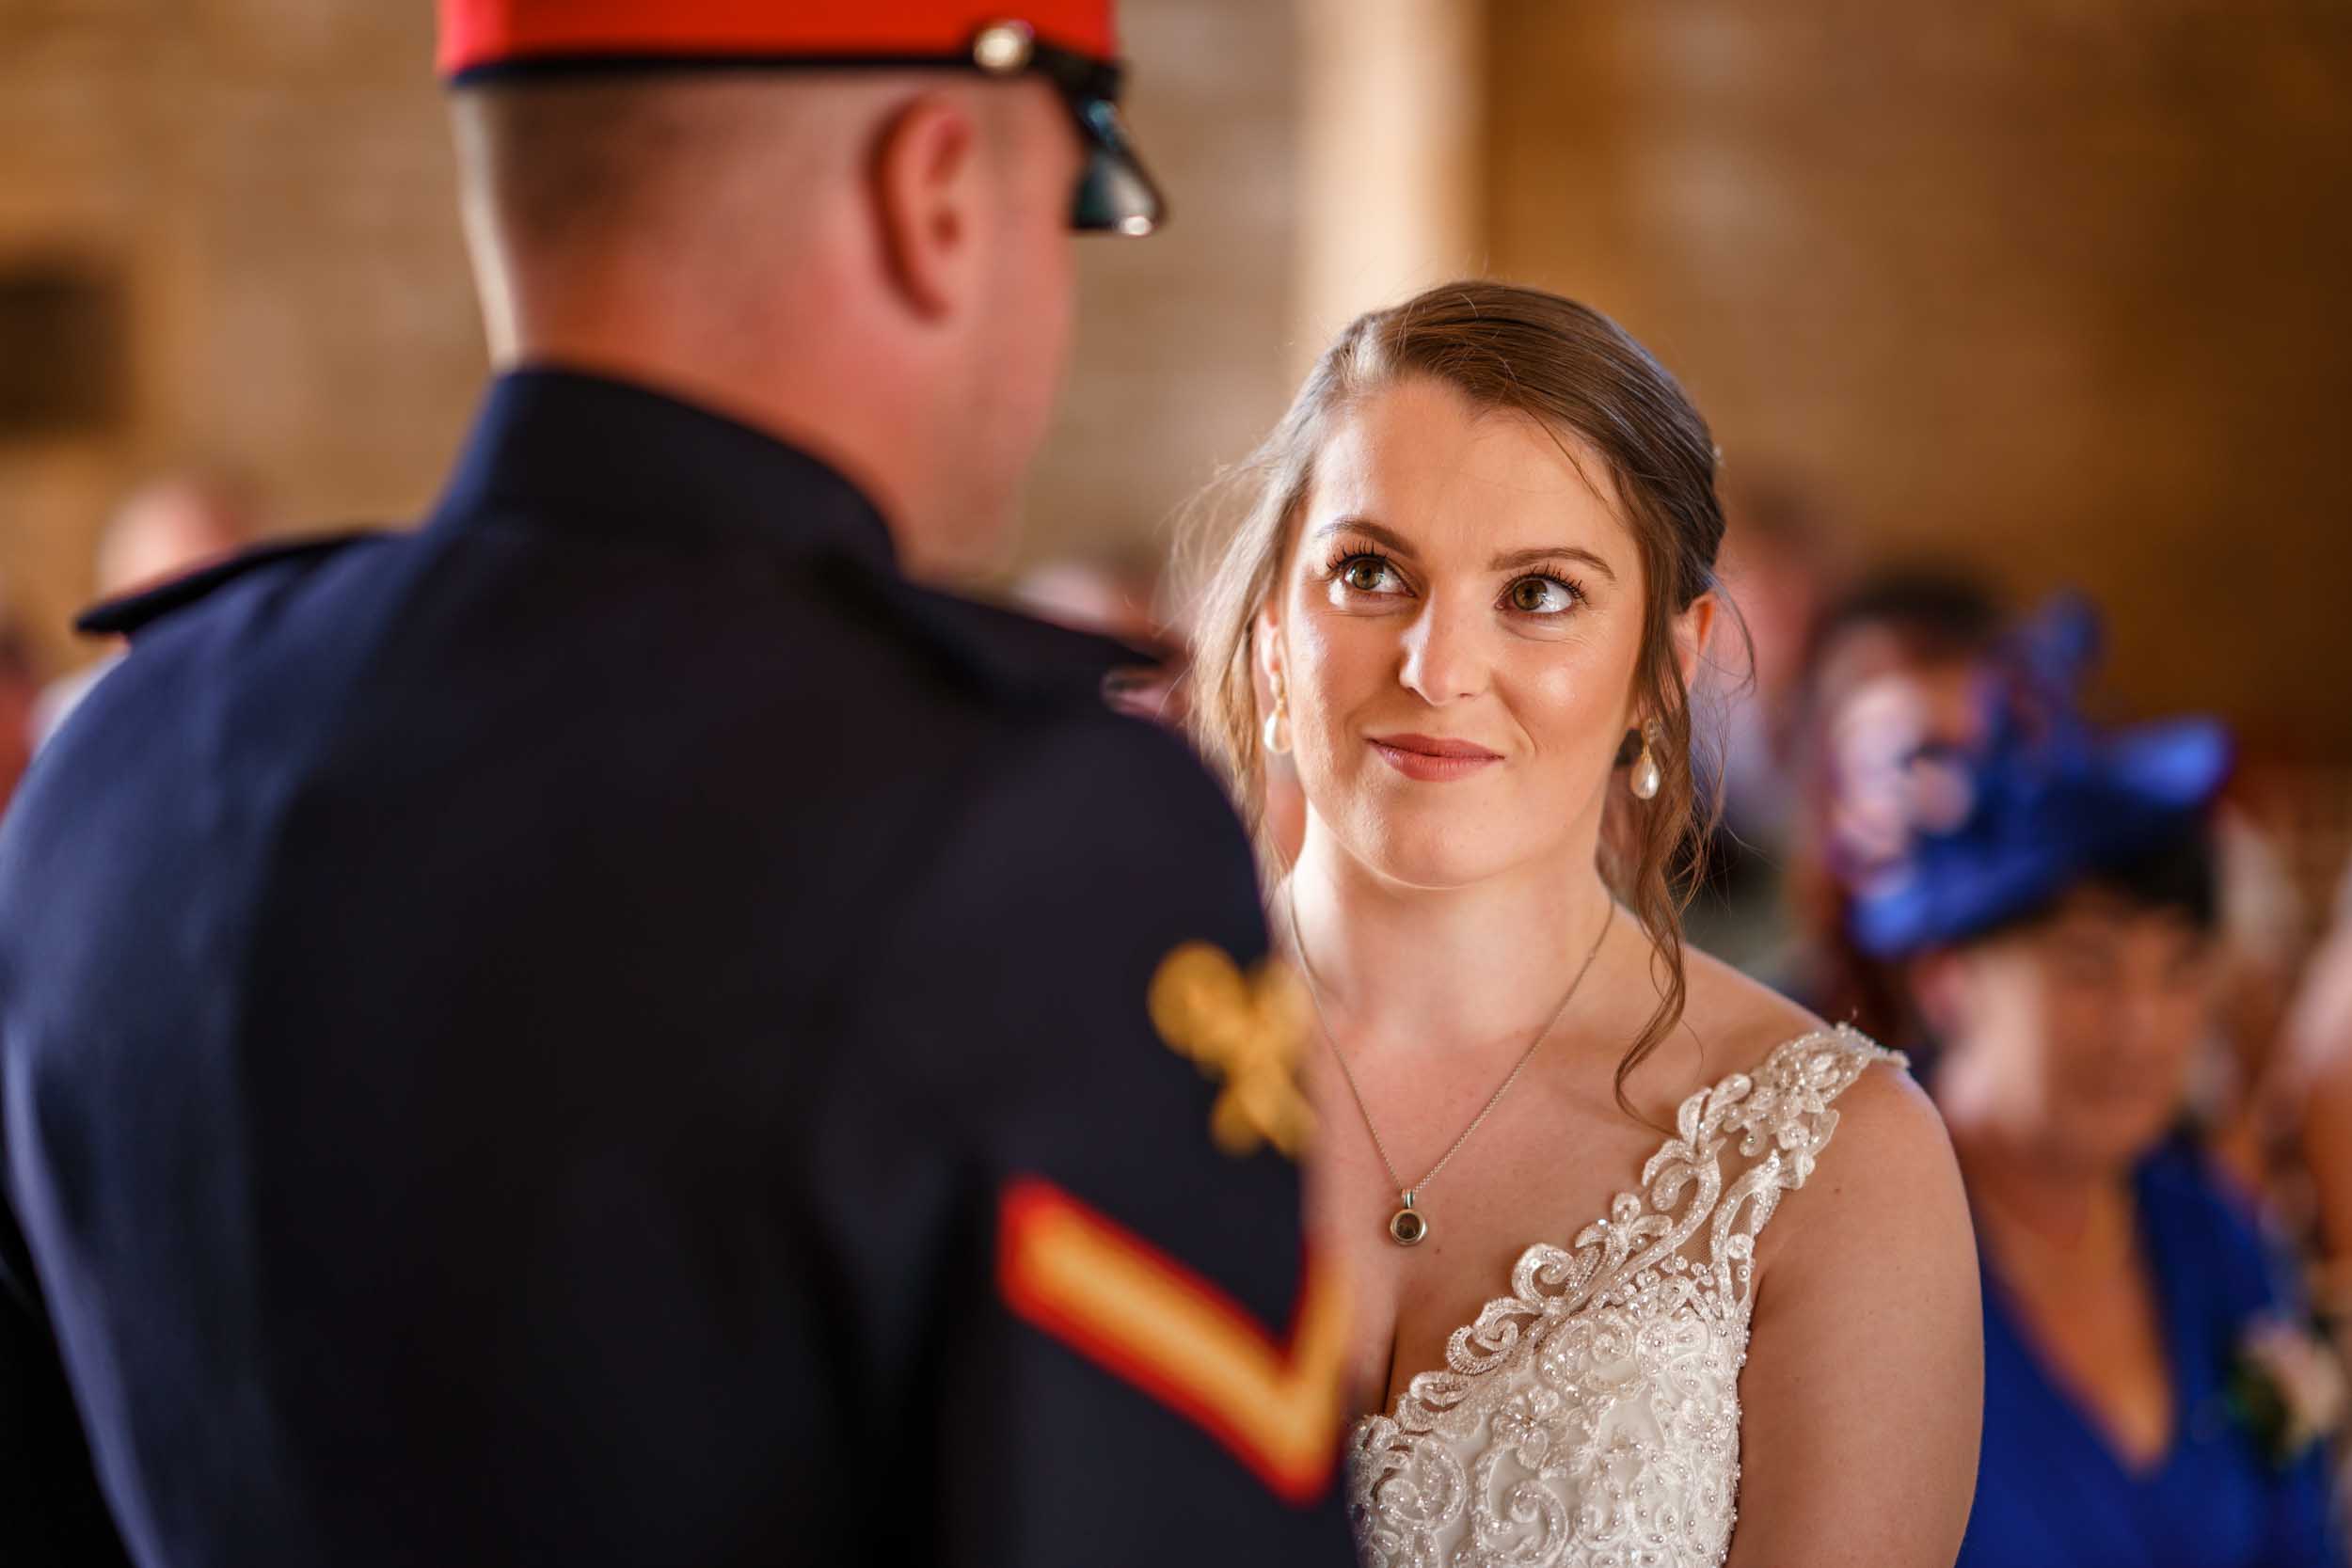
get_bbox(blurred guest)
[31,468,258,748]
[2282,865,2352,1363]
[95,468,260,595]
[1011,551,1167,646]
[2194,807,2315,1209]
[1010,552,1186,723]
[1012,553,1311,867]
[1852,604,2344,1568]
[0,606,39,817]
[1783,568,2003,1046]
[1687,470,1851,970]
[1705,472,1850,851]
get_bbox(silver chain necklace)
[1284,891,1614,1247]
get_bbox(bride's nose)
[1398,595,1489,705]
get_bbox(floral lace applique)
[1347,1025,1902,1568]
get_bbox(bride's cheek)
[1521,672,1611,783]
[1291,622,1359,714]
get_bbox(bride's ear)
[1253,601,1284,688]
[1672,591,1720,695]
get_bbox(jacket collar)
[429,367,898,575]
[86,368,1156,707]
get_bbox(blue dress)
[1958,1142,2343,1568]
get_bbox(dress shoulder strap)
[1700,1022,1907,1193]
[1393,1026,1907,1421]
[1626,1023,1907,1313]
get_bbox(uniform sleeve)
[830,713,1357,1567]
[1,1181,134,1565]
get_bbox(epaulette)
[847,564,1174,711]
[76,531,386,639]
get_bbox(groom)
[0,4,1351,1563]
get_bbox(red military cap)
[437,1,1164,235]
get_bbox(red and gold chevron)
[996,1177,1350,1505]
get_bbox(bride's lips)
[1367,732,1503,782]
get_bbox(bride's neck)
[1281,824,1616,1059]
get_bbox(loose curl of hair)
[1183,281,1730,1118]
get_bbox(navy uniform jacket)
[0,370,1354,1565]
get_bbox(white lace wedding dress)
[1346,1025,1900,1568]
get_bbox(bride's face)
[1263,375,1649,890]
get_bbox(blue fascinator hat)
[1844,596,2233,959]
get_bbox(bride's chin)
[1325,815,1518,894]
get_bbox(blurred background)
[5,0,2348,910]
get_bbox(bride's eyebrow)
[1316,518,1618,585]
[1315,516,1418,559]
[1490,545,1617,584]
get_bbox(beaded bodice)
[1346,1026,1901,1568]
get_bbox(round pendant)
[1389,1205,1427,1247]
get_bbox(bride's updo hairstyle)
[1185,280,1729,1108]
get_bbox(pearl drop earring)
[1631,722,1662,801]
[1263,674,1291,756]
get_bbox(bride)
[1186,282,1983,1565]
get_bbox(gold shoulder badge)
[1148,942,1315,1159]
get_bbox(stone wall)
[0,0,1299,667]
[11,0,2342,775]
[0,0,478,669]
[1019,0,1300,582]
[1487,0,2352,764]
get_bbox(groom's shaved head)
[446,66,1087,578]
[449,71,1049,363]
[453,74,904,269]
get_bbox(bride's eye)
[1329,552,1406,596]
[1505,574,1583,615]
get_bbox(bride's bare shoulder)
[1683,948,1963,1239]
[1628,951,1969,1321]
[1676,942,1828,1069]
[1625,942,1940,1171]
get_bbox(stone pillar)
[1290,0,1487,374]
